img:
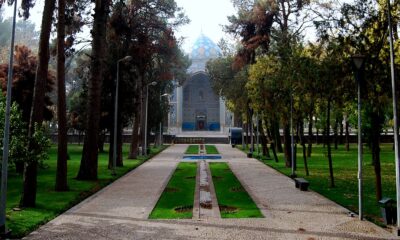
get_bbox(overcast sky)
[3,0,236,53]
[174,0,236,52]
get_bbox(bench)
[294,178,309,191]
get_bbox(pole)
[159,121,162,146]
[250,114,254,155]
[112,60,121,176]
[256,114,259,155]
[291,90,296,177]
[0,0,17,235]
[144,85,149,155]
[387,0,400,234]
[357,67,363,220]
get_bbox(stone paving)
[24,144,397,240]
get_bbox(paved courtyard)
[25,144,397,240]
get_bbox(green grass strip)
[185,145,199,154]
[205,145,219,154]
[210,162,263,218]
[149,162,197,219]
[7,144,167,238]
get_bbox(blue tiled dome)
[191,34,221,60]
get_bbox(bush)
[0,96,50,169]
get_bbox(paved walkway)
[25,144,397,240]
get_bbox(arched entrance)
[182,72,220,131]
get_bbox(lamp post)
[144,81,158,155]
[352,54,365,221]
[290,89,296,178]
[0,0,18,236]
[112,56,132,176]
[159,93,170,146]
[387,0,400,235]
[256,114,260,155]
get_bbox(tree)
[105,0,189,162]
[77,0,110,180]
[0,45,54,124]
[55,0,68,191]
[20,0,56,207]
[315,0,400,200]
[0,0,36,19]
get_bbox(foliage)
[149,162,196,219]
[0,45,55,123]
[0,96,50,170]
[28,123,51,165]
[0,0,36,19]
[0,97,27,168]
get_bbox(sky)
[174,0,236,52]
[3,0,236,54]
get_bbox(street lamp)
[256,114,260,155]
[159,93,170,146]
[290,88,296,178]
[352,54,365,220]
[112,56,132,176]
[0,0,18,237]
[144,81,158,155]
[387,0,400,235]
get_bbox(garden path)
[24,144,396,240]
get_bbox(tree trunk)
[140,86,146,155]
[345,117,350,151]
[98,131,105,153]
[15,162,24,174]
[273,119,283,153]
[77,0,109,180]
[299,119,309,176]
[371,111,382,201]
[307,110,313,157]
[259,120,270,158]
[334,116,339,150]
[266,123,279,162]
[249,108,254,152]
[326,98,335,188]
[20,162,38,207]
[108,125,114,169]
[20,0,56,207]
[316,127,319,145]
[129,114,140,159]
[283,123,291,167]
[339,117,344,144]
[55,0,68,191]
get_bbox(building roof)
[191,33,221,60]
[188,34,221,73]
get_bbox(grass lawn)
[149,162,197,219]
[6,144,167,238]
[185,145,199,154]
[209,162,263,218]
[205,145,219,154]
[239,143,396,226]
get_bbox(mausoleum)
[168,34,233,133]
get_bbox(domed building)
[168,34,233,133]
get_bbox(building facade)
[168,34,233,133]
